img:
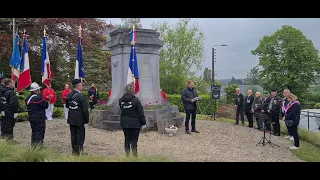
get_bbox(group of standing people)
[234,87,301,149]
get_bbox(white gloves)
[141,125,147,130]
[14,113,18,119]
[1,111,5,117]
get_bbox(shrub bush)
[167,94,218,115]
[224,84,240,104]
[53,107,63,118]
[314,103,320,109]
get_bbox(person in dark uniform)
[0,78,19,142]
[25,82,49,147]
[244,89,254,128]
[282,89,293,140]
[252,91,263,130]
[0,75,6,126]
[181,80,200,134]
[268,88,281,136]
[261,91,272,132]
[119,83,146,157]
[234,88,244,125]
[66,79,89,155]
[88,83,99,110]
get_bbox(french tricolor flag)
[17,33,32,92]
[41,33,52,87]
[126,26,139,94]
[9,35,21,82]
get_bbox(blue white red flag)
[42,33,52,87]
[74,37,85,81]
[126,25,139,94]
[9,35,21,82]
[17,33,32,92]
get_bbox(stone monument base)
[89,105,184,133]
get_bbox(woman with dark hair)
[119,84,146,157]
[282,93,301,150]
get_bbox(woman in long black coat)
[119,84,146,157]
[282,93,301,150]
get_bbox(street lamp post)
[212,45,227,85]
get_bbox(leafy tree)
[152,18,204,94]
[244,66,260,85]
[224,84,240,104]
[252,25,320,99]
[228,77,238,85]
[191,75,210,94]
[0,18,109,90]
[245,85,259,96]
[236,79,244,85]
[117,18,142,28]
[203,67,212,83]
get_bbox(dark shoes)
[191,129,200,133]
[186,130,200,134]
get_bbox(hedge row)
[18,91,218,115]
[0,107,64,122]
[167,94,218,115]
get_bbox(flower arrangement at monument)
[165,125,178,136]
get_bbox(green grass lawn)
[0,139,168,162]
[182,112,320,162]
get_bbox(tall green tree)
[117,18,142,28]
[251,25,320,99]
[152,18,204,94]
[203,67,212,83]
[0,18,109,90]
[244,66,260,85]
[228,77,238,85]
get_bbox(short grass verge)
[180,112,320,162]
[0,139,169,162]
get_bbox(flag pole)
[78,25,83,83]
[130,25,135,84]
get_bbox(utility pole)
[212,45,227,85]
[212,48,216,85]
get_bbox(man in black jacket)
[0,78,19,142]
[88,83,99,110]
[244,89,254,128]
[268,88,281,136]
[262,91,272,132]
[181,80,199,134]
[119,84,146,157]
[0,75,6,125]
[66,79,89,155]
[25,82,49,147]
[235,88,244,125]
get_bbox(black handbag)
[285,120,294,127]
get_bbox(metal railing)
[299,110,320,132]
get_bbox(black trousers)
[286,124,292,136]
[70,125,85,155]
[235,107,244,124]
[288,125,299,147]
[123,128,140,157]
[1,116,16,140]
[185,109,197,130]
[271,113,280,135]
[89,102,96,110]
[30,120,46,147]
[245,110,254,127]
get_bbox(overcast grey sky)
[103,18,320,79]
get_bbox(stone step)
[108,115,120,121]
[171,112,177,117]
[101,120,122,130]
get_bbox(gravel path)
[13,119,302,162]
